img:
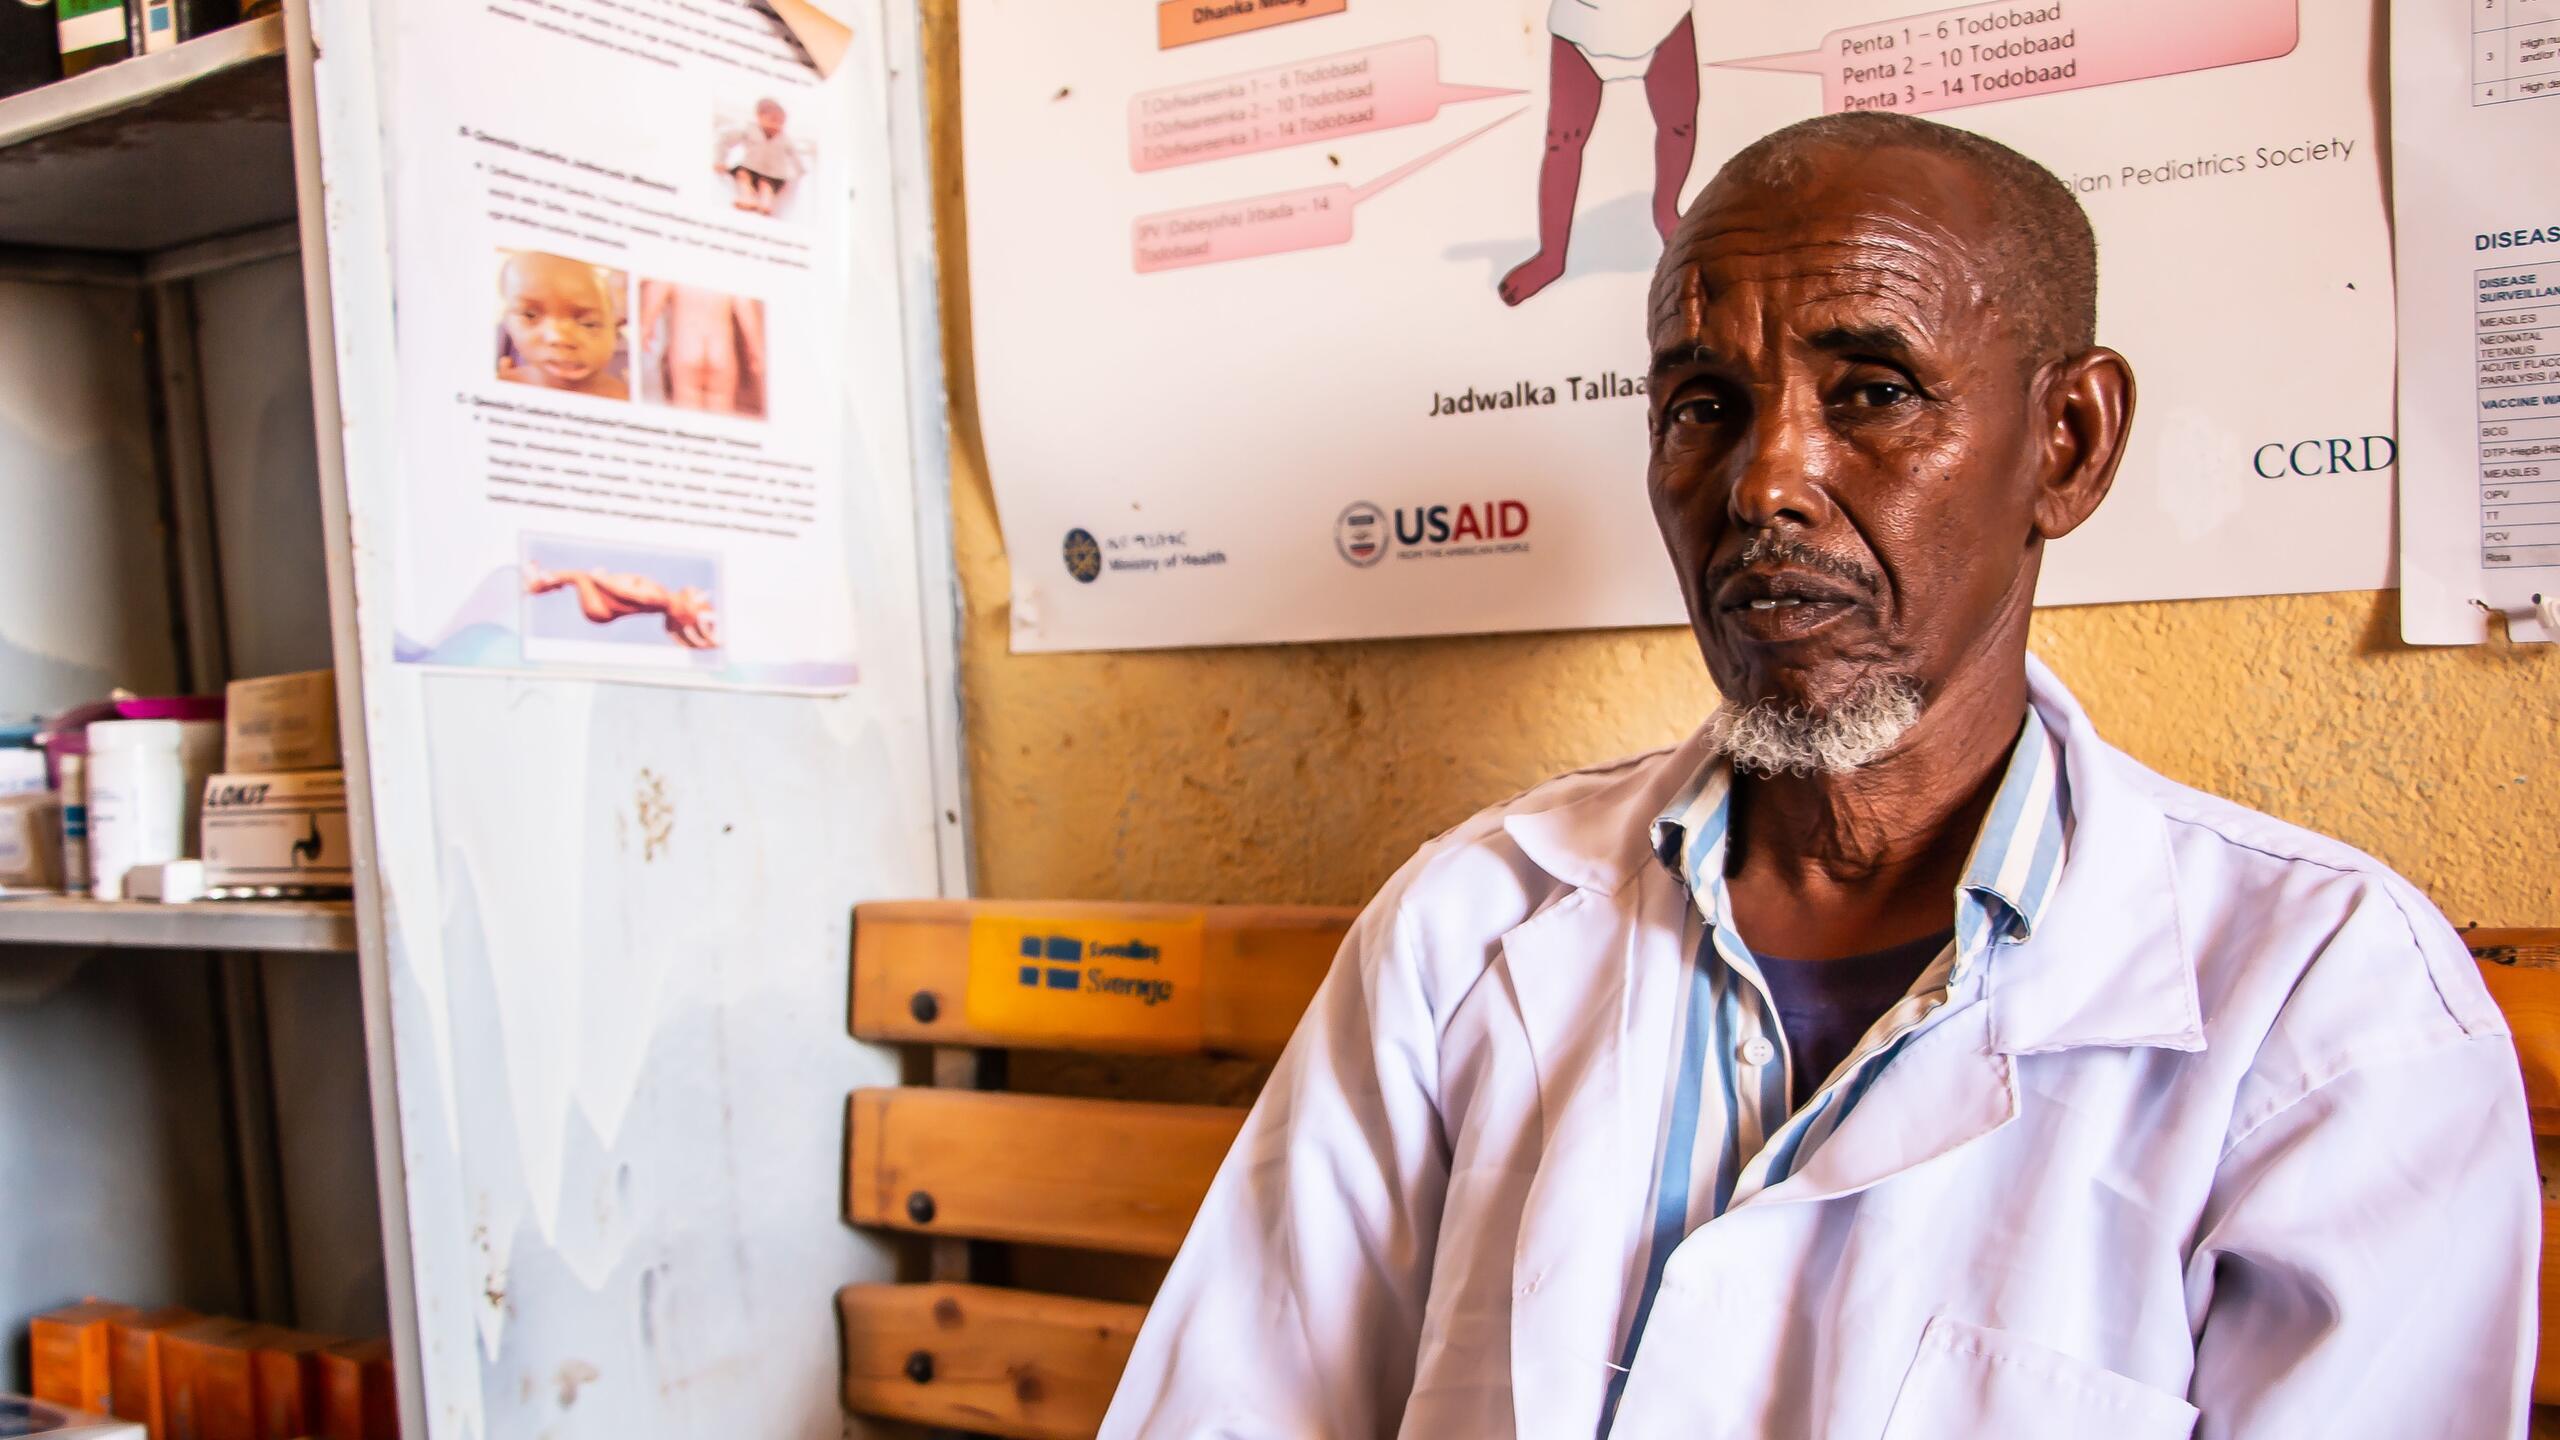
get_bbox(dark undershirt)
[1753,929,1953,1102]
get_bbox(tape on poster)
[965,911,1208,1047]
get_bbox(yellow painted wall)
[918,5,2555,929]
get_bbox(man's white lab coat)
[1100,659,2538,1439]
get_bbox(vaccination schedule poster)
[383,0,865,690]
[2388,0,2560,646]
[962,0,2401,652]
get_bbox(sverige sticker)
[964,911,1207,1047]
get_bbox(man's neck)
[1723,660,2029,960]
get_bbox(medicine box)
[200,770,353,892]
[0,792,63,890]
[222,671,340,774]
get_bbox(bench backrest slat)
[2472,929,2560,1130]
[847,1089,1243,1257]
[851,899,1353,1059]
[2470,931,2560,1408]
[839,1282,1140,1440]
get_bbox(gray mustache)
[1707,532,1880,596]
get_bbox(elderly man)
[1101,113,2537,1438]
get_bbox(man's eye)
[1668,395,1727,426]
[1848,381,1913,408]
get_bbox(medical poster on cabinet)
[384,0,864,689]
[962,0,2401,652]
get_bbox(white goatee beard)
[1706,674,1925,778]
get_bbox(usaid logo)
[1335,503,1386,567]
[1339,500,1534,563]
[1394,500,1530,546]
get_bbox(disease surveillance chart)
[2391,0,2560,645]
[382,0,870,688]
[962,0,2404,652]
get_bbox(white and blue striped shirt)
[1602,709,2070,1430]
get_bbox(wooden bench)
[841,900,1353,1437]
[842,906,2560,1438]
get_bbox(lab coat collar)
[1498,655,2206,1058]
[1992,656,2207,1056]
[1499,726,1716,897]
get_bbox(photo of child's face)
[499,253,623,394]
[757,100,786,138]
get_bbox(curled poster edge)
[759,0,853,77]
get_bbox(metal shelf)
[0,895,356,953]
[0,15,296,254]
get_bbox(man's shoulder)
[2126,754,2408,892]
[2093,743,2505,1048]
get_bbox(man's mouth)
[1713,570,1867,640]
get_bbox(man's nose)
[1728,398,1836,533]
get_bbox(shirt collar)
[1501,656,2204,1055]
[1646,706,2069,955]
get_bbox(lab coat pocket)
[1879,1316,2198,1440]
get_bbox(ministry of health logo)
[1334,502,1385,567]
[1062,527,1102,584]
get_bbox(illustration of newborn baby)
[525,565,720,650]
[497,253,629,399]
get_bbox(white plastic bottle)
[85,718,223,900]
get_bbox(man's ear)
[2030,346,2135,541]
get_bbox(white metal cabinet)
[1,4,964,1434]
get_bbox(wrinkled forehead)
[1648,156,1996,352]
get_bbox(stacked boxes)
[201,672,350,899]
[31,1303,398,1440]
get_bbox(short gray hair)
[1711,112,2098,364]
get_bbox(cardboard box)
[106,1307,198,1439]
[244,1331,330,1440]
[0,792,63,890]
[222,672,339,774]
[314,1341,396,1440]
[199,771,352,893]
[30,1302,138,1413]
[158,1321,257,1440]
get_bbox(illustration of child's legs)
[1645,15,1699,242]
[754,176,782,214]
[1500,38,1604,307]
[732,169,763,210]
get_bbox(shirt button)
[1738,1036,1776,1067]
